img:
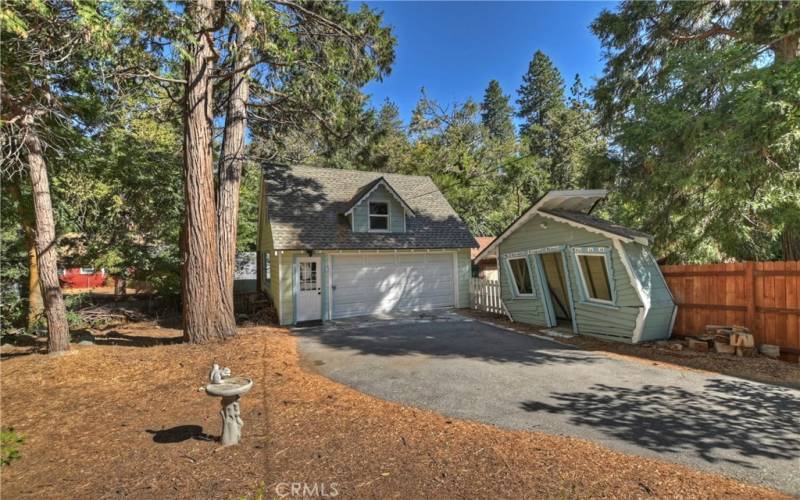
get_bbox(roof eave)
[538,210,650,246]
[476,189,606,262]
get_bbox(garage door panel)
[425,253,452,264]
[365,254,397,265]
[331,253,454,319]
[396,254,427,264]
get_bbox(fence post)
[744,261,756,333]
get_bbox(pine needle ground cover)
[0,324,787,499]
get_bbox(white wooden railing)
[469,278,504,315]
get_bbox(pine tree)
[480,80,515,141]
[568,74,587,110]
[516,50,565,136]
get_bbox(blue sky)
[356,1,616,123]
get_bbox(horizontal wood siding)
[641,305,675,342]
[352,184,406,233]
[457,249,471,308]
[278,251,298,325]
[661,261,800,353]
[500,214,642,341]
[499,252,547,326]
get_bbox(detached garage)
[257,164,476,325]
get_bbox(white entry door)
[296,257,322,322]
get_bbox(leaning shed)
[474,190,676,343]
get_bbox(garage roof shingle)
[264,164,477,250]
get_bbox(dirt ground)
[0,323,789,499]
[462,310,800,389]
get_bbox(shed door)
[331,253,454,319]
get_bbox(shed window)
[369,202,389,231]
[577,254,612,302]
[508,257,533,295]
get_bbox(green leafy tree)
[516,50,565,135]
[1,0,111,352]
[592,1,800,262]
[115,0,395,342]
[516,55,604,193]
[408,90,518,235]
[481,80,515,141]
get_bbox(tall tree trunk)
[182,0,235,342]
[773,24,798,259]
[6,182,44,330]
[24,122,70,353]
[25,224,44,330]
[782,225,800,261]
[217,0,254,327]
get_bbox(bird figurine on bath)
[209,363,232,384]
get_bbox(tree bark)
[24,122,70,352]
[114,276,127,299]
[25,222,44,330]
[217,0,255,328]
[781,225,800,261]
[182,0,235,342]
[6,182,45,331]
[773,16,798,259]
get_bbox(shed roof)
[540,209,653,244]
[474,189,652,262]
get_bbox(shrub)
[1,428,24,467]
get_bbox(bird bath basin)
[205,377,253,398]
[205,375,253,446]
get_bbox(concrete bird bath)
[205,371,253,446]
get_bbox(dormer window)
[369,202,389,231]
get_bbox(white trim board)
[613,240,649,343]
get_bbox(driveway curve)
[294,312,800,494]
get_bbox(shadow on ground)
[146,425,213,444]
[520,378,800,467]
[92,330,184,347]
[296,320,598,367]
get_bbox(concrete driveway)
[294,311,800,494]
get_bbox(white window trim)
[368,201,391,232]
[573,249,616,306]
[506,256,535,298]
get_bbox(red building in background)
[59,268,107,289]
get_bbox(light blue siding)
[352,184,406,233]
[456,249,471,308]
[499,214,644,342]
[622,242,676,341]
[500,252,548,326]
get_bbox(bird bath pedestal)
[205,376,253,446]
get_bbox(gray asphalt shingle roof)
[264,164,477,250]
[541,208,653,243]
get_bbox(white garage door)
[331,253,454,319]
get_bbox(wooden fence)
[660,261,800,353]
[470,278,505,316]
